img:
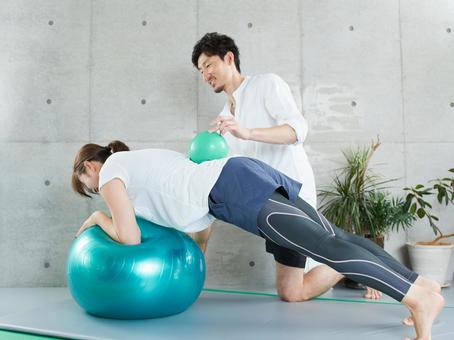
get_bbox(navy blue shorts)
[208,157,307,268]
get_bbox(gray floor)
[0,286,453,340]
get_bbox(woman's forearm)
[92,211,121,243]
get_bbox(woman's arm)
[76,178,141,245]
[99,178,141,245]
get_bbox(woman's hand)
[76,211,104,237]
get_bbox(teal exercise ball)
[189,130,228,164]
[67,217,206,319]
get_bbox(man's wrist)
[246,128,255,141]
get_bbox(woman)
[72,140,443,339]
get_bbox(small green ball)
[189,131,229,163]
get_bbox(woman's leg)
[257,191,444,338]
[258,191,414,302]
[291,196,419,284]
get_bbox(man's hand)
[209,116,251,140]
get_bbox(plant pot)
[407,241,453,286]
[365,234,385,248]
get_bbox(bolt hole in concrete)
[248,22,253,28]
[249,261,255,267]
[447,28,451,33]
[450,102,454,107]
[349,25,354,31]
[44,262,50,268]
[351,101,357,107]
[44,180,51,186]
[46,99,52,105]
[48,20,54,26]
[142,20,147,26]
[141,99,146,105]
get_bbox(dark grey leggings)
[257,191,418,302]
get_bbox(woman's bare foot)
[414,276,441,294]
[402,285,444,339]
[364,287,382,300]
[402,277,442,327]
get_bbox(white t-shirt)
[219,73,317,207]
[98,149,229,232]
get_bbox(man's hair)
[192,32,241,72]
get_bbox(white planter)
[407,242,453,286]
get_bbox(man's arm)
[248,124,297,145]
[210,116,297,145]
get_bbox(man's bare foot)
[402,285,444,339]
[402,315,414,326]
[364,287,382,300]
[402,277,442,327]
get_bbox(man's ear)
[224,51,235,66]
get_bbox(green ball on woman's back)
[189,130,229,164]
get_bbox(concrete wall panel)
[302,0,403,143]
[400,1,454,142]
[0,1,90,142]
[91,1,198,142]
[0,143,89,286]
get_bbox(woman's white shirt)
[98,149,229,232]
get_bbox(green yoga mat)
[0,330,63,340]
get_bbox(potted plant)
[318,139,414,288]
[403,169,454,286]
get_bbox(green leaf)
[415,184,424,189]
[437,192,444,204]
[410,203,417,214]
[417,208,426,218]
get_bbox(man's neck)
[224,73,245,95]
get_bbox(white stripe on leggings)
[341,272,406,297]
[269,198,333,235]
[319,213,335,235]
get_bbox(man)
[189,32,381,301]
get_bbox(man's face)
[197,53,231,93]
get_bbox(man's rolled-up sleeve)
[264,75,308,145]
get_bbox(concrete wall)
[1,0,453,290]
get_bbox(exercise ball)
[189,130,228,164]
[67,217,205,319]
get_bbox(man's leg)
[187,225,213,254]
[266,238,344,301]
[275,261,343,302]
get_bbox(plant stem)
[432,232,454,244]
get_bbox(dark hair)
[71,140,130,198]
[192,32,241,72]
